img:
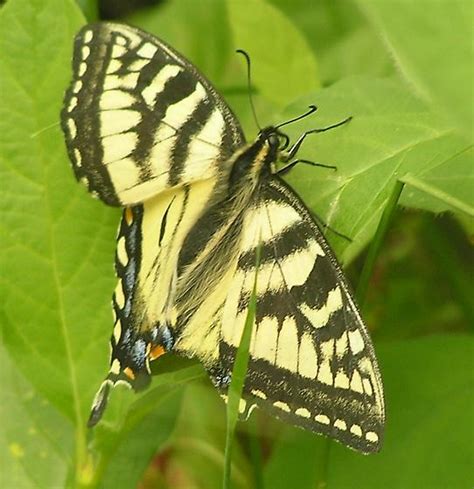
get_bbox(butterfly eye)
[267,132,289,151]
[268,133,280,148]
[278,133,290,150]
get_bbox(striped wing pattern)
[62,22,385,452]
[173,178,385,453]
[61,23,244,206]
[89,177,222,425]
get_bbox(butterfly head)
[260,126,290,152]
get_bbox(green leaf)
[357,0,473,138]
[95,384,184,489]
[227,0,320,106]
[264,335,474,488]
[270,0,393,84]
[0,0,119,480]
[127,0,231,84]
[0,344,73,489]
[280,77,473,263]
[76,0,99,21]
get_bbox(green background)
[0,0,472,488]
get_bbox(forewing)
[61,22,244,206]
[216,178,385,453]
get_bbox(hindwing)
[173,178,385,453]
[61,22,244,206]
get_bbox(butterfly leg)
[277,159,336,175]
[282,116,353,162]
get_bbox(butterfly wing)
[75,22,246,424]
[174,177,385,453]
[61,22,244,206]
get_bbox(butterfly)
[61,22,385,453]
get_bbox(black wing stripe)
[168,97,215,186]
[131,70,197,166]
[61,23,245,206]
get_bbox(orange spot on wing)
[124,207,133,225]
[150,345,166,361]
[123,367,136,380]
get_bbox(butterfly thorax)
[228,127,280,188]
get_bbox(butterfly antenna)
[236,49,261,131]
[275,105,318,129]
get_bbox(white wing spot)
[107,59,122,75]
[110,359,121,375]
[350,369,364,393]
[295,407,311,418]
[273,401,290,412]
[78,62,87,77]
[335,333,348,357]
[334,369,350,389]
[315,414,330,425]
[359,357,375,377]
[350,424,362,437]
[365,431,379,443]
[246,404,258,418]
[115,35,127,46]
[317,361,333,385]
[68,97,78,112]
[72,80,83,93]
[348,329,365,355]
[81,46,90,60]
[298,332,318,378]
[114,281,125,309]
[129,58,150,72]
[137,42,158,59]
[67,118,77,139]
[334,419,347,431]
[251,389,267,400]
[238,398,246,413]
[116,236,128,266]
[83,30,93,44]
[319,339,335,384]
[253,316,278,364]
[73,148,82,167]
[113,320,122,343]
[112,44,127,59]
[363,377,373,396]
[276,316,298,372]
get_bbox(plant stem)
[223,246,261,489]
[356,180,404,308]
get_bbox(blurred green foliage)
[0,0,472,488]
